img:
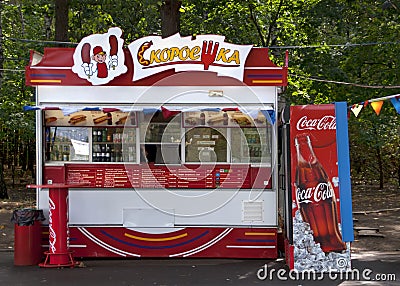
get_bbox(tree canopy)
[0,0,399,198]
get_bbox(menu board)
[183,111,267,128]
[44,110,137,127]
[65,164,260,189]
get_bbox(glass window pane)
[45,127,89,162]
[139,112,181,164]
[185,127,227,163]
[231,127,272,165]
[92,127,136,162]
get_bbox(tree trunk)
[249,0,284,48]
[55,0,69,43]
[28,140,35,179]
[0,164,8,200]
[160,0,181,38]
[398,164,400,188]
[376,146,384,189]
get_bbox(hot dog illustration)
[232,114,252,126]
[90,35,118,78]
[115,116,127,125]
[45,117,57,124]
[81,43,92,78]
[137,41,153,66]
[93,113,112,125]
[68,114,87,124]
[207,113,229,125]
[109,35,118,70]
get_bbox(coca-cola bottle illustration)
[294,134,346,253]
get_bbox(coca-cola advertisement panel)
[290,104,351,272]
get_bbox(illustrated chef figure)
[73,28,127,85]
[81,43,118,79]
[92,46,108,78]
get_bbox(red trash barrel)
[12,209,45,266]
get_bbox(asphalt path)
[0,251,399,285]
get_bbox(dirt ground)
[351,185,400,253]
[1,181,400,254]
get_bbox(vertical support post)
[335,102,354,242]
[48,187,70,265]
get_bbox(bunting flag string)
[349,93,400,117]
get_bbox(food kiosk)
[25,27,289,258]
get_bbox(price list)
[67,165,133,188]
[217,168,251,188]
[66,164,257,189]
[67,167,98,187]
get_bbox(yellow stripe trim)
[245,232,275,236]
[30,79,62,83]
[124,232,188,242]
[252,80,282,84]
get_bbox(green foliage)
[0,0,399,189]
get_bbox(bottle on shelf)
[102,129,107,142]
[62,145,70,161]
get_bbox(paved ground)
[1,250,399,285]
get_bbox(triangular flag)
[239,108,259,119]
[222,107,239,112]
[200,108,221,112]
[82,107,101,111]
[161,106,180,119]
[370,101,384,115]
[260,110,276,125]
[143,108,160,115]
[42,107,60,110]
[23,106,41,111]
[60,107,80,116]
[102,108,121,113]
[350,104,363,117]
[390,97,400,114]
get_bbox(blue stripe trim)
[335,102,354,242]
[100,230,209,250]
[31,74,66,78]
[247,74,283,79]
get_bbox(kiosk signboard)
[289,103,353,271]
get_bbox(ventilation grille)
[242,200,264,222]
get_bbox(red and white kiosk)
[25,28,353,270]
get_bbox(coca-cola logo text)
[48,198,57,253]
[296,115,336,131]
[296,182,333,204]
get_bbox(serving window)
[182,109,272,165]
[43,108,274,166]
[139,111,181,164]
[43,110,137,163]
